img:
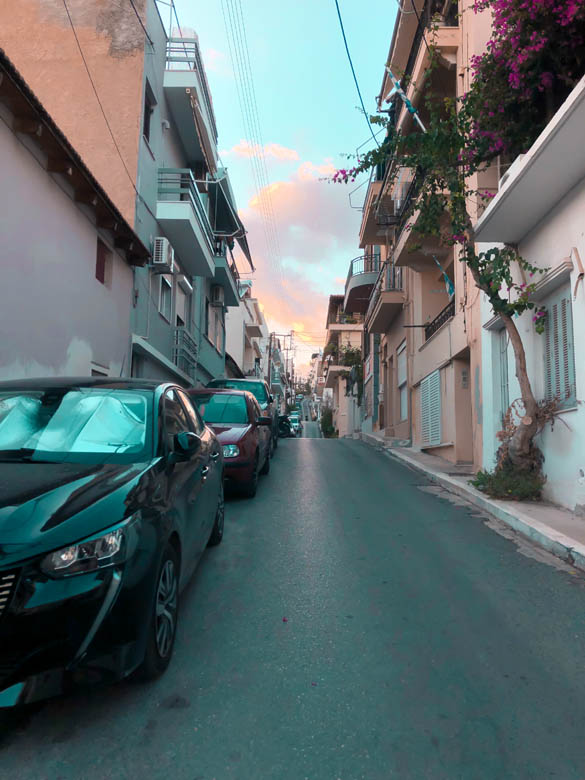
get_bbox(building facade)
[475,76,585,512]
[0,51,149,380]
[0,0,251,385]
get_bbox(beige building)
[357,0,493,467]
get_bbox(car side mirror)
[173,431,201,460]
[257,416,272,427]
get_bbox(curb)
[360,434,585,573]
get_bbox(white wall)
[0,117,134,380]
[480,176,585,512]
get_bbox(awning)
[207,177,254,270]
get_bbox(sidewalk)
[360,430,585,573]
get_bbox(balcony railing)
[329,312,365,326]
[365,261,404,324]
[166,37,218,141]
[173,326,199,379]
[424,298,455,341]
[346,254,381,289]
[158,168,218,256]
[397,0,459,124]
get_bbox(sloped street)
[3,439,585,779]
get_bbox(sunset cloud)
[223,140,300,162]
[231,158,362,372]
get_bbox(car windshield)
[0,388,153,463]
[208,380,268,406]
[193,394,249,425]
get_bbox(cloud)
[223,140,300,161]
[203,47,231,77]
[231,158,362,369]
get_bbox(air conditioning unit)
[152,237,175,273]
[210,285,225,306]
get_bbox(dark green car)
[0,377,224,708]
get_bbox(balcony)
[344,254,382,314]
[424,298,455,341]
[214,254,239,307]
[157,168,217,277]
[164,38,218,173]
[365,263,405,333]
[324,362,345,389]
[173,326,198,380]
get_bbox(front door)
[161,389,206,580]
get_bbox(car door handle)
[210,452,220,460]
[201,466,209,480]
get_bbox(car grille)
[0,570,18,619]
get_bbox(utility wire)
[333,0,379,146]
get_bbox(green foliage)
[320,407,336,438]
[471,462,546,501]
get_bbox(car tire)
[136,543,180,680]
[207,482,224,547]
[242,452,259,498]
[260,448,271,475]
[272,431,278,450]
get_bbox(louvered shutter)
[420,370,441,446]
[544,288,576,408]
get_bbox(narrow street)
[3,439,585,778]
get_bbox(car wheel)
[207,482,225,547]
[136,543,179,680]
[242,452,259,497]
[260,447,270,475]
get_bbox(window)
[143,81,156,143]
[397,341,408,422]
[543,286,576,408]
[176,287,191,328]
[192,393,249,425]
[159,276,172,322]
[96,239,112,286]
[177,390,205,435]
[420,369,441,446]
[162,389,190,451]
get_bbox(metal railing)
[166,37,218,142]
[365,261,404,325]
[329,312,365,325]
[424,298,455,341]
[346,254,381,289]
[397,0,459,125]
[173,326,198,379]
[158,168,218,256]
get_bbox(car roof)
[0,376,165,391]
[188,388,255,400]
[208,378,268,386]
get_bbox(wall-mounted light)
[161,119,170,131]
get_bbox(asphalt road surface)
[3,439,585,778]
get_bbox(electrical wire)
[408,0,433,57]
[127,0,155,49]
[333,0,379,146]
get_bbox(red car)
[187,389,272,497]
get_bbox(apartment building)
[323,294,364,437]
[225,280,269,378]
[0,50,149,380]
[356,0,492,466]
[0,0,251,385]
[475,77,585,512]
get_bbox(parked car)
[289,415,301,436]
[188,388,271,497]
[0,378,224,709]
[206,378,278,453]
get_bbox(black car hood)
[0,460,155,566]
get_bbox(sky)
[172,0,397,372]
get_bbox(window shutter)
[420,370,441,446]
[544,288,576,408]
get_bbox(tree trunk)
[499,313,540,471]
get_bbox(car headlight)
[41,519,135,577]
[223,444,240,458]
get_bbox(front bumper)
[223,458,254,486]
[0,549,154,707]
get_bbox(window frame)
[159,276,173,323]
[397,340,408,422]
[542,285,576,410]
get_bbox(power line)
[127,0,155,48]
[333,0,379,146]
